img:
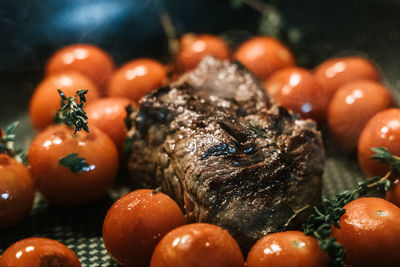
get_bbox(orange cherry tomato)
[108,58,167,105]
[103,189,186,267]
[246,231,328,267]
[0,237,81,267]
[331,197,400,267]
[234,36,295,80]
[386,179,400,207]
[175,34,230,72]
[150,223,245,267]
[358,109,400,177]
[86,97,135,155]
[0,154,35,228]
[28,124,118,207]
[29,71,100,131]
[314,56,380,98]
[46,44,115,95]
[264,66,330,123]
[328,80,393,151]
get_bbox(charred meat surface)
[127,57,324,252]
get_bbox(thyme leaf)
[0,121,25,163]
[54,89,89,134]
[303,147,398,267]
[59,153,92,173]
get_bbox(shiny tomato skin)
[29,71,100,131]
[264,66,329,123]
[175,34,230,72]
[314,56,380,98]
[358,109,400,177]
[328,80,393,151]
[150,223,245,267]
[331,197,400,267]
[234,36,295,80]
[28,124,118,207]
[46,44,115,94]
[0,154,35,228]
[246,231,328,267]
[108,58,167,105]
[0,237,81,267]
[102,189,186,267]
[86,97,134,155]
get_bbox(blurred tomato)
[175,34,230,72]
[29,71,100,131]
[264,66,329,123]
[328,80,393,151]
[314,56,380,98]
[46,44,115,95]
[234,36,295,80]
[108,58,167,105]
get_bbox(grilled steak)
[126,57,324,252]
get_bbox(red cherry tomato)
[331,197,400,267]
[103,189,186,267]
[386,179,400,207]
[234,36,295,80]
[108,58,167,105]
[246,231,328,267]
[328,80,393,151]
[29,71,100,131]
[264,66,330,123]
[86,97,135,155]
[0,154,35,228]
[150,223,245,267]
[314,56,380,98]
[358,109,400,177]
[0,237,81,267]
[175,34,230,72]
[46,44,115,94]
[28,124,118,207]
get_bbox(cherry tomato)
[386,179,400,207]
[175,34,230,72]
[358,109,400,177]
[150,223,245,267]
[328,80,393,151]
[264,66,330,123]
[108,58,167,105]
[246,231,328,267]
[103,189,186,267]
[233,36,295,80]
[46,44,115,94]
[331,197,400,267]
[0,237,81,267]
[28,124,118,207]
[86,97,135,155]
[0,154,35,228]
[314,56,380,98]
[29,71,100,131]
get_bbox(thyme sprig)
[59,153,92,173]
[303,147,398,267]
[54,89,89,133]
[0,121,25,163]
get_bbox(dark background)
[0,0,399,123]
